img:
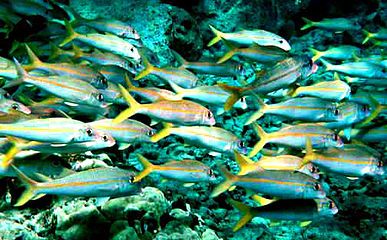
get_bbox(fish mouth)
[312,63,319,73]
[20,107,32,114]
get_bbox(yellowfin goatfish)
[134,154,216,184]
[22,44,108,89]
[249,123,343,157]
[11,59,107,108]
[217,42,288,64]
[150,123,247,155]
[320,59,387,79]
[0,118,100,143]
[300,140,384,178]
[309,45,360,61]
[291,75,350,101]
[208,25,291,51]
[341,125,387,143]
[113,85,216,126]
[229,198,338,232]
[60,21,141,62]
[362,28,387,44]
[172,50,244,77]
[135,53,198,89]
[301,17,361,31]
[221,56,317,110]
[89,119,155,150]
[234,151,320,179]
[12,166,140,206]
[210,165,326,199]
[245,97,340,125]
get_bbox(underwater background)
[0,0,386,239]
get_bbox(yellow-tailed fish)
[245,97,340,125]
[217,42,288,64]
[300,140,384,178]
[208,25,291,51]
[249,122,343,158]
[11,58,108,108]
[234,151,319,179]
[291,75,350,101]
[301,17,360,31]
[340,125,386,143]
[350,90,387,106]
[12,165,140,206]
[60,20,141,62]
[229,198,338,232]
[134,154,216,183]
[320,58,387,79]
[113,85,216,126]
[23,44,108,89]
[210,165,326,199]
[150,123,246,155]
[89,118,155,150]
[345,76,387,87]
[48,43,76,61]
[10,0,53,18]
[362,28,387,44]
[220,56,317,111]
[135,52,198,89]
[309,45,360,61]
[172,50,243,77]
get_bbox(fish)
[210,165,326,199]
[217,42,288,64]
[89,118,155,150]
[0,97,31,115]
[150,123,247,155]
[113,85,216,126]
[320,59,387,79]
[362,28,387,44]
[134,154,216,184]
[245,97,340,125]
[0,56,17,79]
[301,17,361,31]
[60,20,141,62]
[309,45,360,61]
[134,52,198,89]
[10,58,108,108]
[249,122,343,157]
[0,118,101,143]
[208,25,291,51]
[12,165,140,206]
[290,75,351,101]
[341,125,387,143]
[172,50,244,77]
[220,56,317,110]
[229,198,338,231]
[300,140,384,178]
[99,82,126,105]
[22,44,108,89]
[345,76,387,87]
[10,0,53,18]
[234,151,320,179]
[168,81,247,111]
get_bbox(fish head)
[366,158,385,176]
[120,26,141,40]
[272,38,291,51]
[202,109,216,126]
[90,91,109,108]
[4,100,32,115]
[316,198,339,216]
[124,44,141,62]
[232,140,248,155]
[142,127,156,142]
[94,130,116,148]
[235,96,248,110]
[92,72,109,89]
[357,103,371,120]
[205,167,217,181]
[325,132,344,148]
[299,163,320,179]
[75,125,102,142]
[299,56,316,78]
[304,181,326,199]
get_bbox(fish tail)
[309,47,323,61]
[134,154,156,182]
[210,165,237,198]
[319,58,334,71]
[244,97,266,125]
[361,30,374,44]
[24,44,43,69]
[217,40,238,63]
[248,122,268,157]
[251,195,275,206]
[228,199,255,232]
[301,17,314,31]
[48,43,62,61]
[134,52,154,80]
[207,25,223,47]
[234,151,255,175]
[72,43,83,59]
[0,139,21,169]
[150,123,173,142]
[11,165,42,206]
[357,95,382,127]
[299,137,315,169]
[218,83,243,111]
[3,58,28,88]
[59,19,79,47]
[112,84,141,124]
[171,49,188,67]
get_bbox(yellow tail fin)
[134,52,154,80]
[299,137,315,169]
[234,150,256,175]
[0,140,20,169]
[59,19,80,47]
[301,17,315,31]
[134,154,156,182]
[207,25,224,47]
[248,122,268,157]
[150,123,173,142]
[251,195,276,206]
[218,83,243,111]
[362,30,374,45]
[309,47,323,62]
[24,44,43,70]
[244,97,266,125]
[210,165,238,198]
[228,199,255,232]
[171,49,188,67]
[11,165,40,206]
[112,84,141,124]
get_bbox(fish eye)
[361,105,369,113]
[129,175,135,183]
[332,134,338,141]
[146,129,155,136]
[333,109,339,116]
[313,183,321,191]
[279,40,284,44]
[311,165,319,173]
[97,93,104,102]
[207,169,213,176]
[308,58,313,67]
[86,128,94,137]
[377,160,383,168]
[237,141,245,148]
[328,200,335,209]
[206,110,213,119]
[11,103,19,110]
[241,97,246,103]
[102,135,109,142]
[130,47,134,52]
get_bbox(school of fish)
[0,0,386,233]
